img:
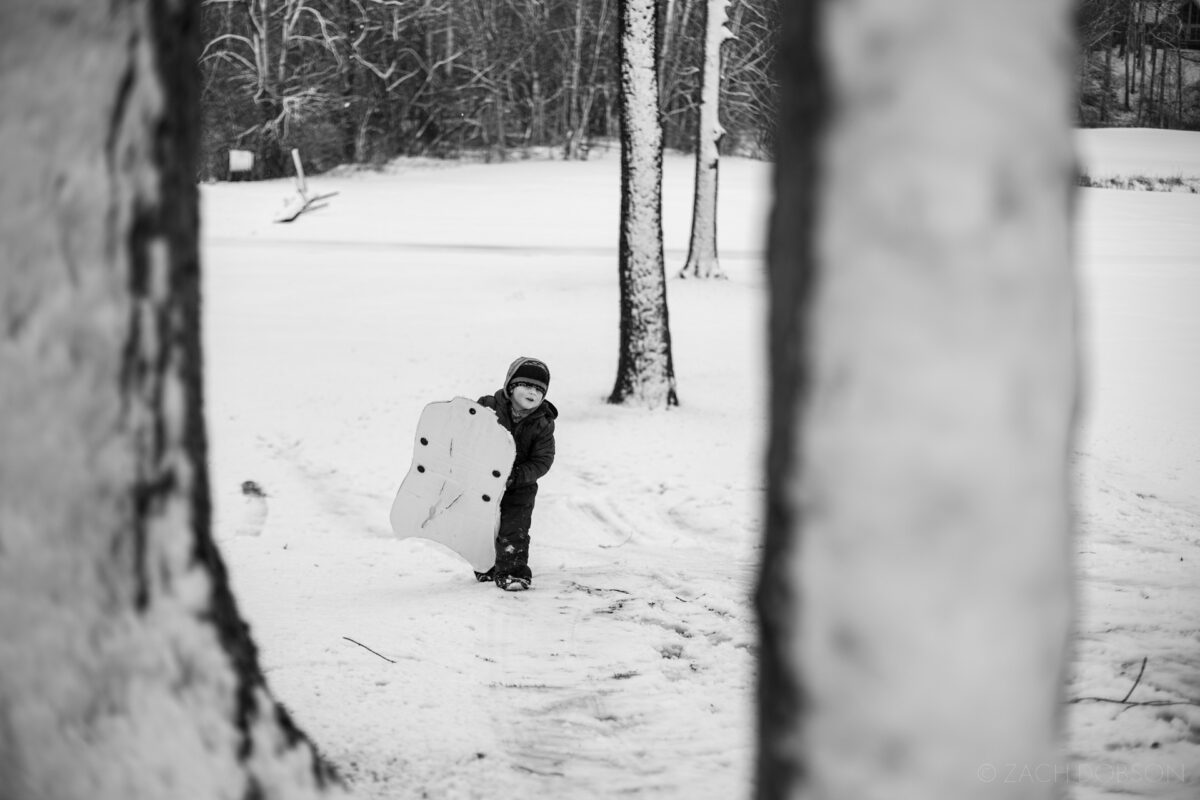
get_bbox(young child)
[475,357,557,591]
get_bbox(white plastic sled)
[389,397,513,571]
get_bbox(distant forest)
[200,0,777,179]
[199,0,1200,180]
[1078,0,1200,130]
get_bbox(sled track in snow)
[239,437,759,797]
[470,567,755,796]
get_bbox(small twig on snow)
[1067,656,1200,708]
[343,636,396,664]
[1120,656,1148,703]
[598,530,635,549]
[1068,697,1200,708]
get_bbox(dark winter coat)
[478,389,557,506]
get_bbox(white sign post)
[228,148,254,179]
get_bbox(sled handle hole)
[492,470,501,478]
[420,437,428,446]
[469,408,477,415]
[482,494,491,502]
[417,465,425,473]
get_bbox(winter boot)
[496,573,531,592]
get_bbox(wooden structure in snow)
[274,149,337,223]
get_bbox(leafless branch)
[1067,657,1200,708]
[343,636,396,664]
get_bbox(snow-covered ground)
[1076,128,1200,180]
[200,129,1200,799]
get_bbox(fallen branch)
[274,148,338,223]
[274,191,337,223]
[1067,697,1200,708]
[1120,656,1148,703]
[1067,656,1200,708]
[343,636,396,664]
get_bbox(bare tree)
[0,4,339,797]
[201,0,349,175]
[679,0,733,279]
[722,0,780,155]
[610,0,678,408]
[658,0,704,149]
[658,0,696,111]
[1077,0,1125,123]
[565,0,590,158]
[758,1,1078,798]
[195,0,776,170]
[564,0,617,159]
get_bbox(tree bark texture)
[758,1,1078,798]
[681,0,733,280]
[0,4,338,798]
[610,0,678,408]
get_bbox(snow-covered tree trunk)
[757,1,1078,798]
[610,0,678,408]
[0,4,339,798]
[680,0,733,280]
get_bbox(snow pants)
[494,492,535,582]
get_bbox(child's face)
[509,382,545,412]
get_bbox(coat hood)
[504,356,551,396]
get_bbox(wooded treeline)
[1078,0,1200,128]
[200,0,778,179]
[200,0,1200,181]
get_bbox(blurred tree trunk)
[493,82,508,159]
[0,4,338,798]
[1102,42,1112,122]
[1143,5,1161,125]
[574,0,618,158]
[1155,40,1166,125]
[565,0,587,158]
[758,0,1078,798]
[1124,1,1135,108]
[660,0,677,91]
[610,0,678,408]
[1176,45,1183,123]
[340,0,360,162]
[445,0,455,79]
[1136,3,1150,119]
[680,0,733,280]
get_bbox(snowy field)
[200,129,1200,799]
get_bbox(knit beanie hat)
[505,357,551,395]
